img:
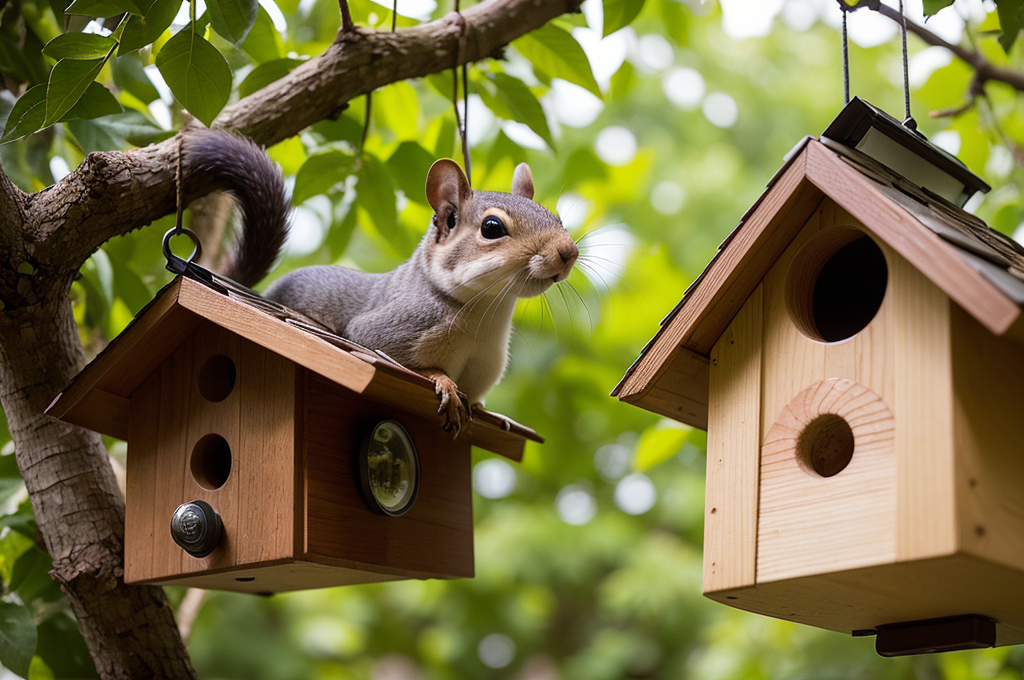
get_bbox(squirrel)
[182,128,578,435]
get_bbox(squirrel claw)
[427,370,469,438]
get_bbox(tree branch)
[24,0,580,277]
[876,3,1024,92]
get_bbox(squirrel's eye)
[481,215,508,239]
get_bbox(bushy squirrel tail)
[182,129,290,289]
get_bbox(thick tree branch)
[22,0,579,278]
[876,3,1024,92]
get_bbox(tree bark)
[0,0,580,675]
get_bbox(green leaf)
[0,24,49,85]
[239,6,283,63]
[386,141,435,205]
[998,0,1024,51]
[60,82,122,122]
[491,73,555,150]
[65,0,142,16]
[42,32,117,60]
[68,111,168,152]
[111,55,160,103]
[602,0,645,36]
[356,154,401,248]
[0,600,36,679]
[9,548,61,606]
[238,58,302,98]
[43,57,107,127]
[0,453,22,506]
[208,0,258,44]
[633,423,690,472]
[36,612,96,679]
[155,25,232,127]
[118,0,182,55]
[922,0,954,14]
[1,85,47,144]
[514,24,602,98]
[293,150,355,205]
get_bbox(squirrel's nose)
[558,242,579,266]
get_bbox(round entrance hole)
[787,231,888,342]
[191,434,232,490]
[797,414,855,477]
[198,354,237,402]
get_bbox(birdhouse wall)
[702,198,1024,644]
[704,199,958,591]
[125,321,299,586]
[950,305,1024,575]
[299,370,474,581]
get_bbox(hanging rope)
[897,0,915,128]
[450,0,471,183]
[163,135,202,272]
[842,10,850,105]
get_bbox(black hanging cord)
[897,0,916,128]
[842,10,850,105]
[163,135,203,274]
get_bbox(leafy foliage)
[3,0,1024,677]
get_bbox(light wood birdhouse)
[47,272,539,593]
[615,99,1024,656]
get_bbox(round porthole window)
[357,420,420,517]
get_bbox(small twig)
[339,0,354,32]
[929,73,985,118]
[874,2,1024,92]
[177,588,209,644]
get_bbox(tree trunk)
[0,284,194,678]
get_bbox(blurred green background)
[4,0,1024,676]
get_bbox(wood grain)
[704,284,762,593]
[889,252,957,561]
[758,378,896,582]
[707,553,1024,647]
[302,371,475,580]
[804,141,1020,337]
[951,304,1024,574]
[620,347,709,429]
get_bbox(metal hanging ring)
[163,227,203,268]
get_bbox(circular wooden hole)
[198,354,236,402]
[797,414,855,477]
[191,434,232,490]
[787,230,888,342]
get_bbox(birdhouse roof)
[613,133,1024,430]
[47,272,540,461]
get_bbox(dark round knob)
[170,500,223,558]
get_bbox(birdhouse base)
[705,552,1024,650]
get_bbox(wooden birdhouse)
[614,98,1024,655]
[47,271,539,593]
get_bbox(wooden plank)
[757,378,896,582]
[707,553,1024,647]
[704,284,762,593]
[177,277,377,396]
[136,558,404,593]
[124,367,162,585]
[951,304,1024,574]
[303,373,474,580]
[616,153,824,401]
[55,389,130,441]
[47,278,201,432]
[804,140,1020,338]
[627,347,709,429]
[889,249,957,561]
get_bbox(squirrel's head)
[424,159,578,302]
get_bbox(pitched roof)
[613,136,1024,429]
[47,272,540,461]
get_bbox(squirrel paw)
[425,370,470,438]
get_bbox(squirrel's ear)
[426,159,471,241]
[511,163,534,200]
